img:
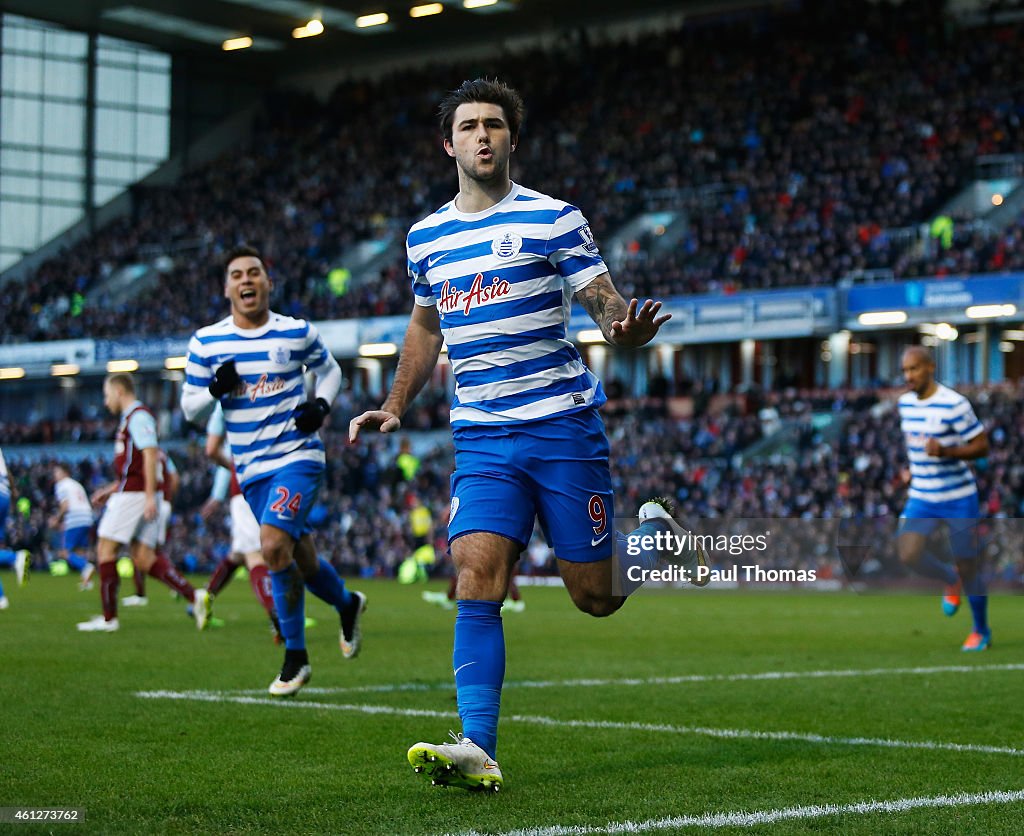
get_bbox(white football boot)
[408,732,503,792]
[268,652,312,697]
[14,550,29,586]
[192,588,212,631]
[77,615,120,632]
[638,497,710,586]
[339,590,367,659]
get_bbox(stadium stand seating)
[3,0,1024,341]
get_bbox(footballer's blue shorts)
[241,460,323,541]
[0,495,8,533]
[449,408,614,563]
[899,492,981,559]
[63,525,91,551]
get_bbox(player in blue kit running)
[50,464,96,590]
[349,79,704,791]
[897,346,991,652]
[181,245,366,695]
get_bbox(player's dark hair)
[223,244,265,276]
[105,372,135,394]
[438,78,525,143]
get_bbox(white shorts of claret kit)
[97,492,161,548]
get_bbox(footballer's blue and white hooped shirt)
[408,183,608,427]
[180,313,340,485]
[898,384,984,503]
[55,476,94,530]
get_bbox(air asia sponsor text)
[439,273,512,316]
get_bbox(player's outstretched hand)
[294,398,331,433]
[208,360,241,398]
[349,410,401,442]
[610,298,672,347]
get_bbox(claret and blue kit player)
[78,373,209,633]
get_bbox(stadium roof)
[7,0,755,73]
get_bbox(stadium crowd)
[3,1,1024,343]
[4,382,1022,585]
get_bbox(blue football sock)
[270,566,306,651]
[967,596,989,635]
[453,600,504,759]
[67,553,88,573]
[914,551,959,586]
[0,577,5,597]
[615,522,667,595]
[304,558,353,612]
[962,566,989,634]
[0,549,15,567]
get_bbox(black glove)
[294,397,330,433]
[208,360,240,398]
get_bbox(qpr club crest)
[268,344,290,370]
[491,231,523,260]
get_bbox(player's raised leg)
[132,540,209,630]
[294,534,366,659]
[636,498,709,585]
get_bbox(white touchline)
[223,662,1024,697]
[454,789,1024,836]
[134,691,1024,757]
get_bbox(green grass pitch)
[1,575,1022,834]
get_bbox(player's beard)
[910,377,930,397]
[461,153,508,187]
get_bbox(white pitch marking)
[135,691,1024,757]
[135,690,455,719]
[454,789,1024,836]
[224,662,1024,697]
[502,715,1024,758]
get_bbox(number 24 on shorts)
[270,487,303,519]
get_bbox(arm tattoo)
[576,275,627,343]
